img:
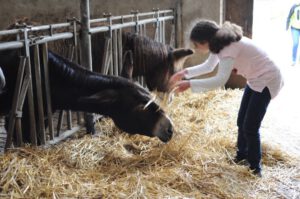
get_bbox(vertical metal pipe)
[33,45,46,145]
[71,21,82,126]
[101,37,112,75]
[80,0,93,71]
[5,57,26,149]
[57,110,64,136]
[117,29,123,74]
[80,0,95,134]
[67,110,72,130]
[42,43,54,140]
[162,21,166,44]
[113,30,118,76]
[24,29,37,146]
[66,45,74,130]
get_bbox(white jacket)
[185,37,284,99]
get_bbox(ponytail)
[209,21,243,53]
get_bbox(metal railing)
[0,0,176,150]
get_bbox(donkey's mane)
[48,51,153,101]
[122,32,172,75]
[48,51,128,90]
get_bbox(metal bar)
[66,45,74,131]
[101,37,112,75]
[0,22,72,36]
[41,43,54,140]
[0,33,73,51]
[90,16,173,34]
[143,24,147,36]
[5,57,26,149]
[113,30,118,76]
[154,23,159,42]
[22,29,38,146]
[0,16,174,50]
[117,29,123,74]
[80,0,94,134]
[17,73,30,110]
[0,29,22,36]
[89,9,173,24]
[31,32,74,45]
[30,22,72,32]
[70,21,82,127]
[0,41,24,51]
[80,0,93,71]
[33,45,46,145]
[48,126,81,145]
[67,110,72,130]
[163,20,166,44]
[160,21,163,43]
[57,110,64,136]
[14,73,31,147]
[109,40,113,75]
[0,12,173,51]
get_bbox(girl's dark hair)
[190,19,243,53]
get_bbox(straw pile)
[0,89,299,198]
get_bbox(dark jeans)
[236,85,271,171]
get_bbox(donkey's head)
[121,32,194,92]
[145,48,194,92]
[79,77,173,142]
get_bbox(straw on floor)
[0,89,299,198]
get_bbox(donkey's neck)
[48,51,127,116]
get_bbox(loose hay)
[0,89,299,198]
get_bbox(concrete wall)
[0,0,222,46]
[0,0,233,85]
[179,0,222,80]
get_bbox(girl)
[170,19,284,177]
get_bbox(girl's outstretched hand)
[174,80,190,93]
[169,69,187,90]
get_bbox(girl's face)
[193,41,209,53]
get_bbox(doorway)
[253,0,300,157]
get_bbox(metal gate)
[0,0,176,151]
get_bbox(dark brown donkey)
[0,49,173,144]
[91,32,193,92]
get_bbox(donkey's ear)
[78,89,118,104]
[172,48,194,61]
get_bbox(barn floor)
[0,89,299,198]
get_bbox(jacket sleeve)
[189,57,234,93]
[287,4,297,30]
[184,53,219,79]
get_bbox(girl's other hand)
[174,80,190,93]
[169,69,187,89]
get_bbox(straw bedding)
[0,89,299,198]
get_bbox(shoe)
[291,62,296,66]
[250,167,262,177]
[233,156,249,166]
